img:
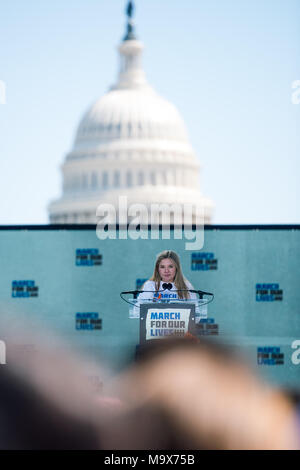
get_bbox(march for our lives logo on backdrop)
[12,281,39,298]
[196,318,219,336]
[191,253,218,271]
[76,249,102,266]
[76,313,102,330]
[256,284,283,301]
[257,347,284,365]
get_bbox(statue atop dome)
[127,1,134,18]
[124,1,136,41]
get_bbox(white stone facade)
[48,33,214,225]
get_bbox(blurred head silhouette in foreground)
[0,336,299,450]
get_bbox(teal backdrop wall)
[0,225,299,387]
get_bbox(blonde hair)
[150,250,190,299]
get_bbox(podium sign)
[139,303,196,345]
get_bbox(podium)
[120,288,213,351]
[139,302,197,345]
[127,298,208,345]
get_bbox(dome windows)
[150,172,156,186]
[113,171,120,188]
[115,123,121,138]
[137,171,144,186]
[91,172,98,189]
[102,172,108,189]
[127,123,132,138]
[126,171,133,187]
[82,173,88,189]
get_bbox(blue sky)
[0,0,299,224]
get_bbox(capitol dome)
[75,86,190,152]
[48,3,214,225]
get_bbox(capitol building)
[48,2,214,225]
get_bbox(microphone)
[121,290,140,299]
[189,289,214,296]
